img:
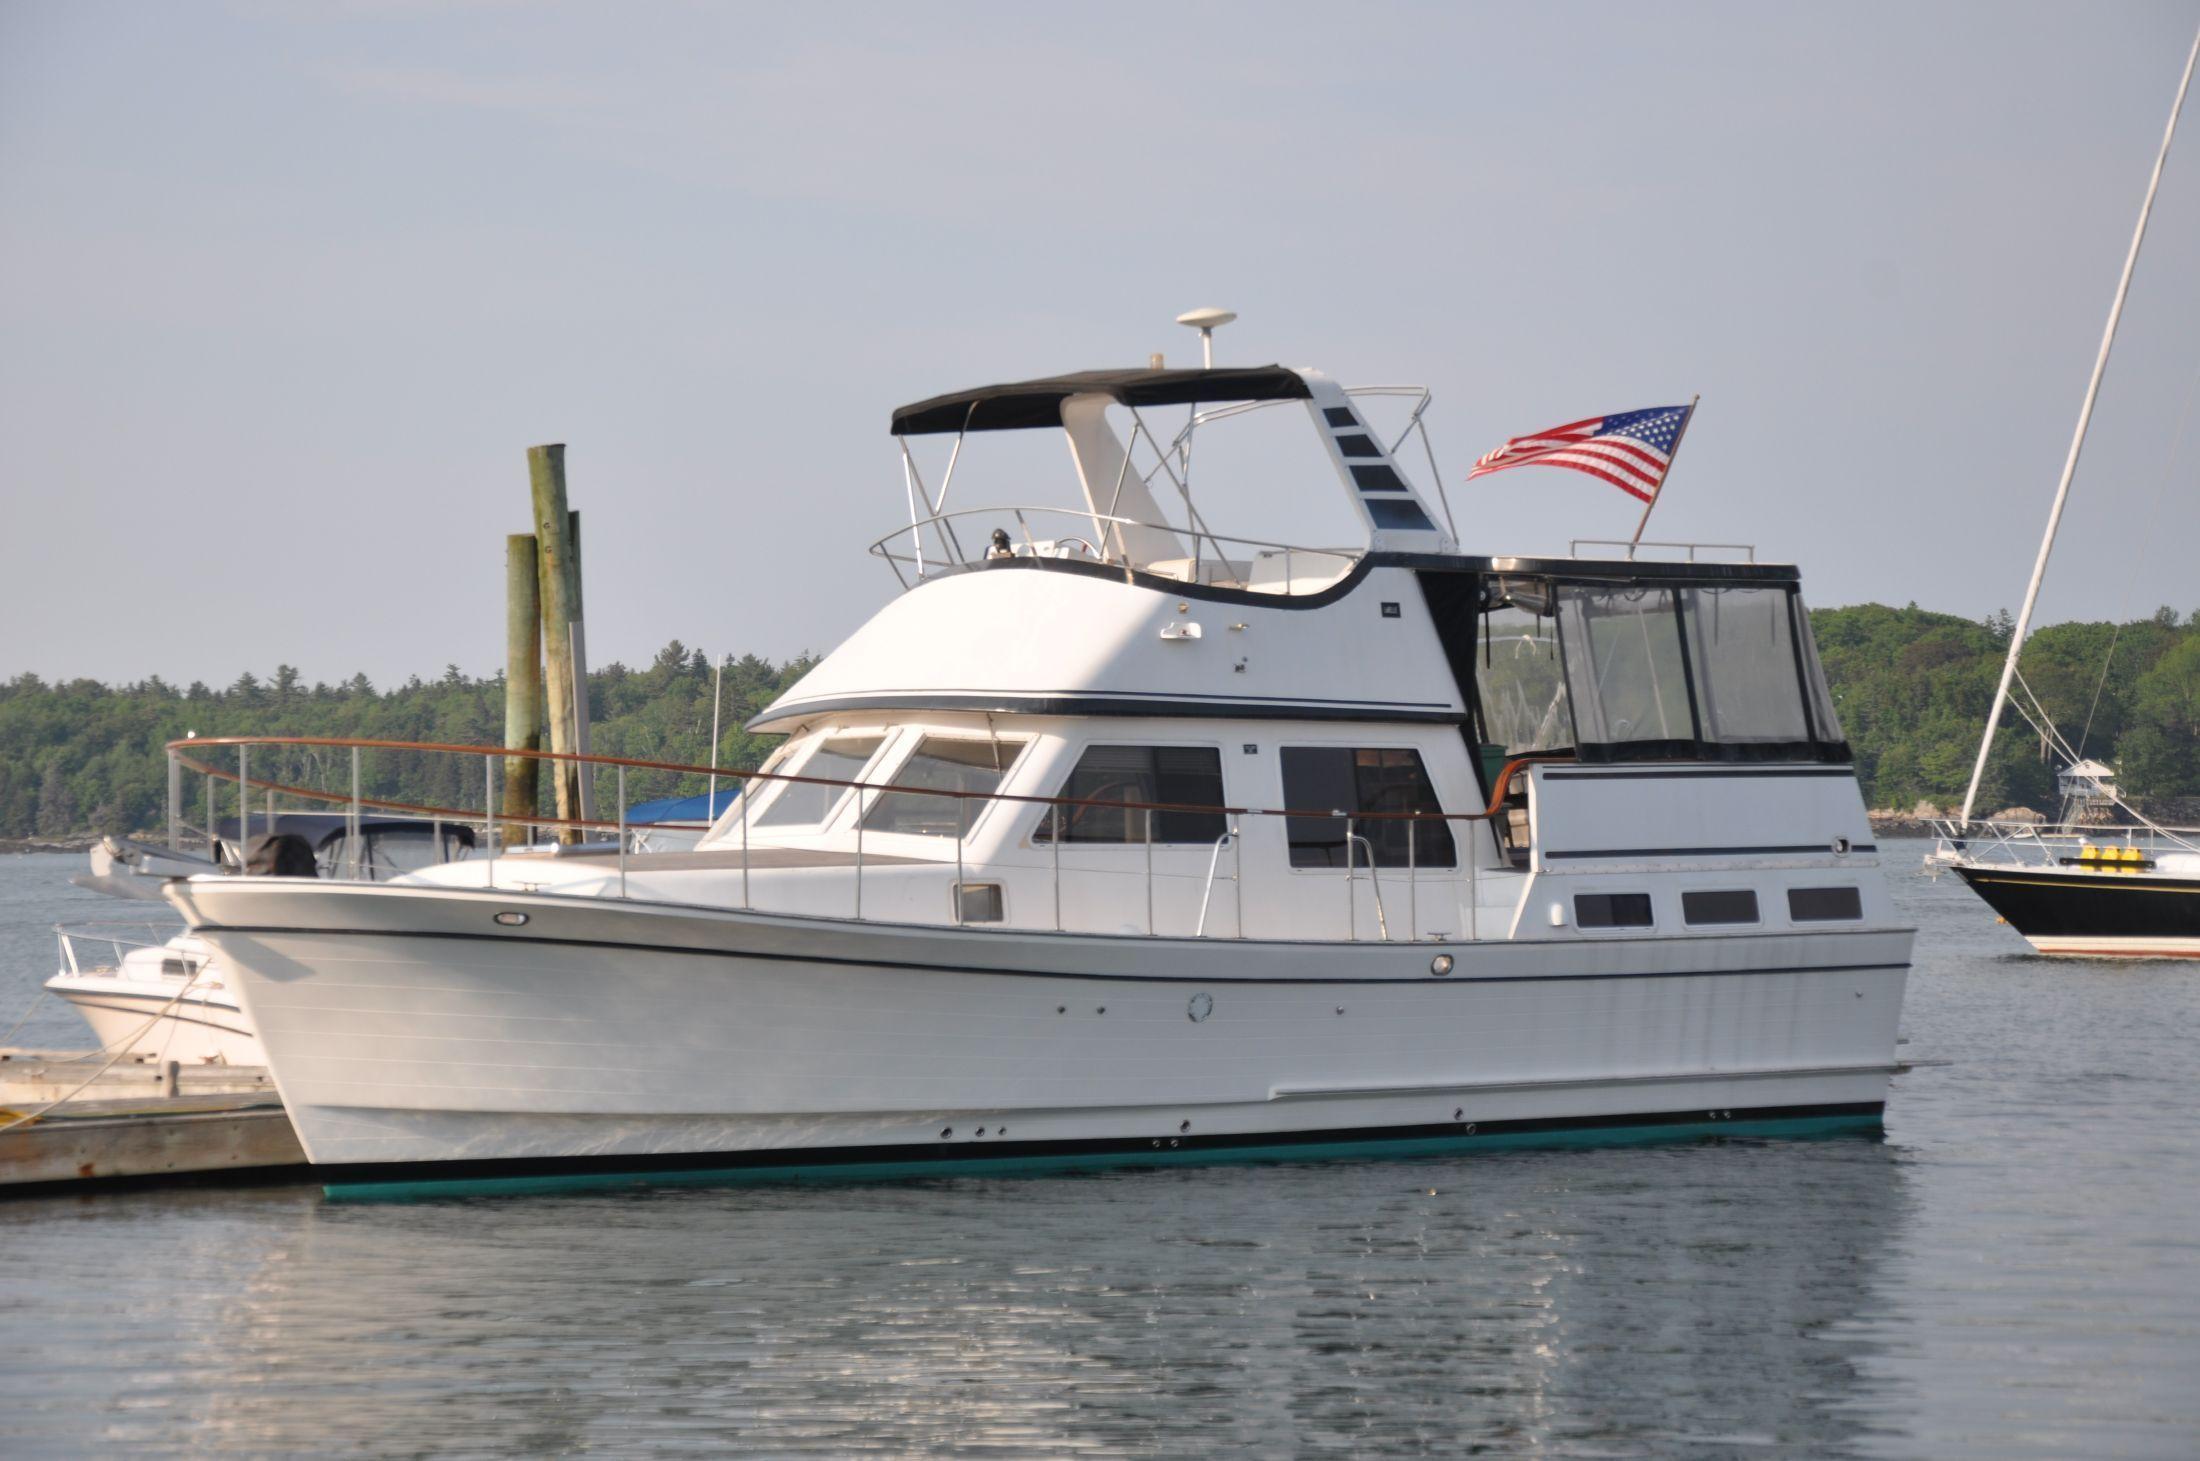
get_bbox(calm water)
[0,846,2195,1458]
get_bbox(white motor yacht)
[166,357,1912,1191]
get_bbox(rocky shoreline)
[0,835,101,855]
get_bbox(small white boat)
[45,926,262,1065]
[168,347,1913,1191]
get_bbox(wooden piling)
[528,445,584,839]
[567,508,595,822]
[504,533,545,835]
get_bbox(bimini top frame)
[886,365,1455,588]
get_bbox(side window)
[755,733,886,828]
[1788,886,1863,922]
[1033,745,1226,844]
[1682,889,1759,926]
[1281,747,1456,869]
[1575,892,1654,929]
[860,736,1026,837]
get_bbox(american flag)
[1466,404,1694,502]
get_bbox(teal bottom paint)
[322,1112,1884,1204]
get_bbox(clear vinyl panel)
[1477,602,1575,755]
[1557,585,1695,756]
[1679,585,1812,747]
[1550,581,1848,764]
[1792,596,1846,745]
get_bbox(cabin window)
[1033,746,1227,845]
[1575,892,1654,929]
[1682,889,1760,925]
[1788,886,1863,922]
[1281,747,1456,869]
[755,733,886,828]
[955,883,1004,923]
[859,736,1025,838]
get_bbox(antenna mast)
[1175,307,1237,369]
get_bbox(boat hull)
[1952,863,2200,958]
[169,878,1911,1176]
[43,974,264,1065]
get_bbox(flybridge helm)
[876,356,1457,595]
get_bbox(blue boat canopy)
[623,788,743,825]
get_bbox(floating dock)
[0,1049,306,1192]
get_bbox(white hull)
[176,880,1908,1175]
[44,974,264,1066]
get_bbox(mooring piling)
[528,445,586,840]
[504,533,545,839]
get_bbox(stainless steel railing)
[867,505,1362,595]
[164,736,1553,944]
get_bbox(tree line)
[3,606,2197,839]
[1810,603,2200,812]
[0,645,813,840]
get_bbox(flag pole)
[1628,395,1699,553]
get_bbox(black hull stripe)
[312,1101,1888,1198]
[197,922,1907,986]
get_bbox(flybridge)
[878,362,1456,592]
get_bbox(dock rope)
[0,978,196,1134]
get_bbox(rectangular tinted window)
[1682,889,1759,925]
[1281,747,1456,869]
[1034,746,1226,844]
[1323,407,1359,428]
[755,734,884,827]
[1365,498,1436,531]
[1575,892,1654,929]
[955,883,1004,923]
[1350,463,1410,494]
[1334,432,1380,458]
[860,737,1023,837]
[1788,886,1863,922]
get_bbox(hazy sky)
[4,2,2198,687]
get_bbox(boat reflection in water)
[149,1140,1907,1455]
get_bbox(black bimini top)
[891,365,1311,436]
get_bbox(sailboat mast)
[1958,26,2200,825]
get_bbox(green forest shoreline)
[4,602,2198,842]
